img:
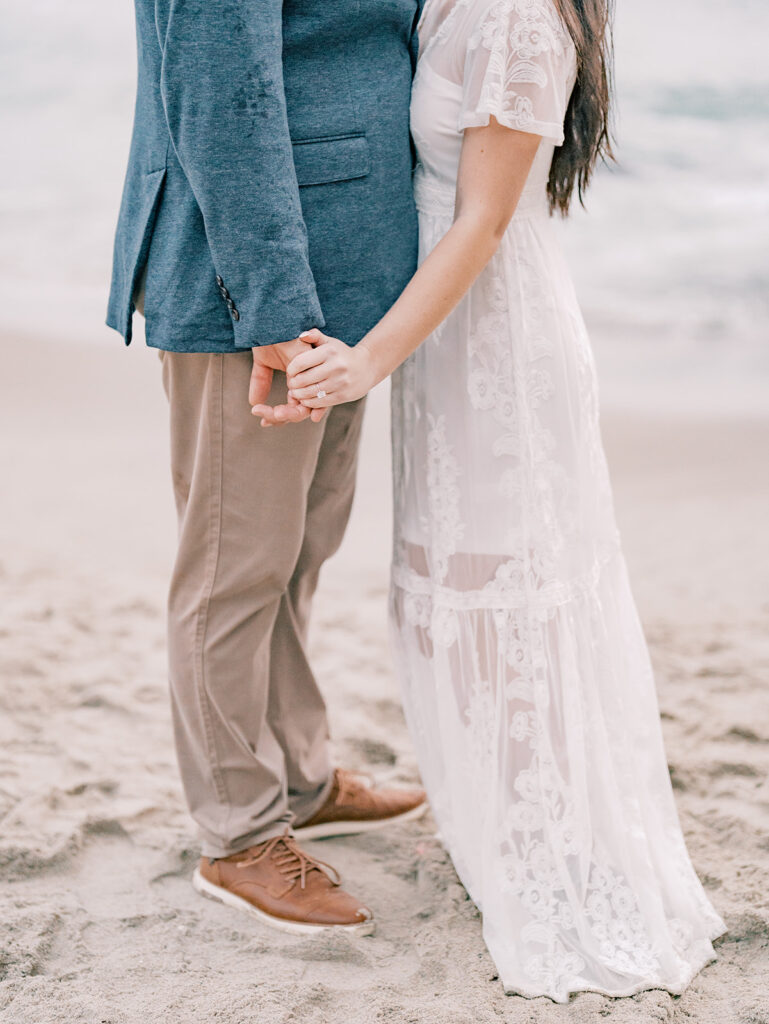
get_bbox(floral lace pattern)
[390,0,726,1003]
[459,0,575,142]
[423,414,464,583]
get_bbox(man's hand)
[249,339,327,427]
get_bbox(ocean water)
[1,0,767,414]
[560,0,769,413]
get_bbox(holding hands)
[251,329,378,427]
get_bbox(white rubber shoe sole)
[293,799,428,841]
[192,868,376,936]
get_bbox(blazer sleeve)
[157,0,325,347]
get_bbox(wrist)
[357,336,388,390]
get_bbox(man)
[107,0,425,934]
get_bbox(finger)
[280,404,311,423]
[252,402,310,425]
[286,346,329,378]
[261,408,306,427]
[252,403,288,424]
[248,362,273,407]
[298,328,327,345]
[293,398,329,423]
[288,364,333,392]
[259,413,286,427]
[253,405,295,424]
[294,393,335,409]
[289,380,335,402]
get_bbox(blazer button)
[230,308,240,322]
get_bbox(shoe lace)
[235,830,340,890]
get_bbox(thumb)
[298,328,327,347]
[249,361,273,407]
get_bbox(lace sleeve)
[458,0,576,144]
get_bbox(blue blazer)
[107,0,421,352]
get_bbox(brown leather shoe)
[192,830,374,935]
[294,768,427,841]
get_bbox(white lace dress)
[389,0,726,1002]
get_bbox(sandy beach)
[1,334,768,1024]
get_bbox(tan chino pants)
[161,351,365,858]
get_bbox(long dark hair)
[548,0,615,215]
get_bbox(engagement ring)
[316,387,327,399]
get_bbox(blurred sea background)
[0,0,767,415]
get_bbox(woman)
[270,0,726,1000]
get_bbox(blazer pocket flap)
[292,135,370,187]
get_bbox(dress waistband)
[414,167,549,221]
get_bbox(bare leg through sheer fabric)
[390,0,726,998]
[389,147,726,1007]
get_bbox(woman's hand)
[286,329,379,409]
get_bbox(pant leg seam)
[192,355,230,810]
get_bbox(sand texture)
[1,338,768,1024]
